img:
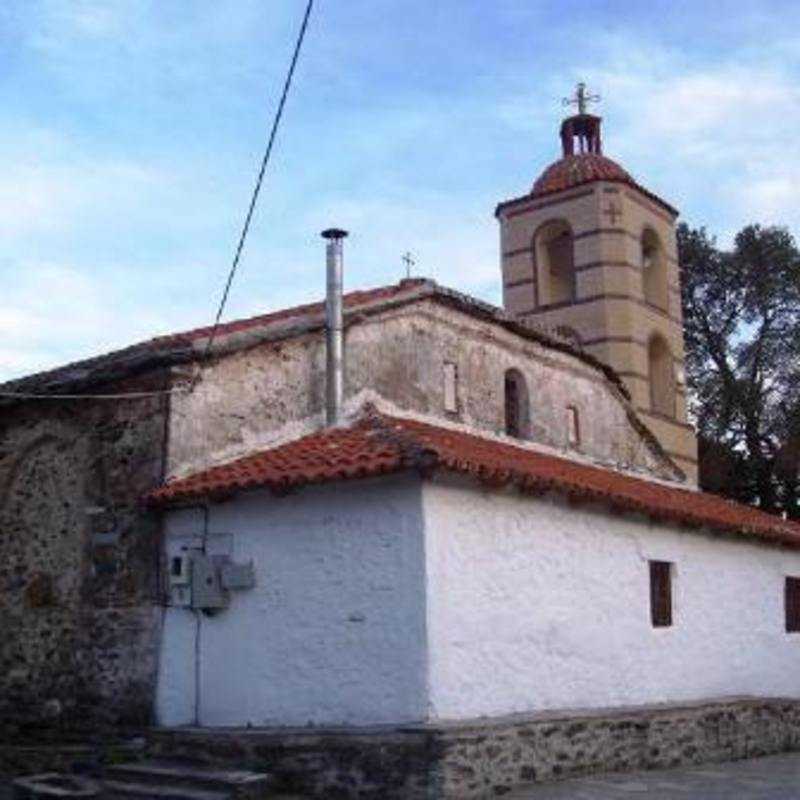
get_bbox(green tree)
[678,222,800,518]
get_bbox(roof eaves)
[0,342,195,409]
[144,412,800,550]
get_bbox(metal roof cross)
[402,251,416,279]
[562,82,600,115]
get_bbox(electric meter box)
[190,553,230,612]
[166,544,255,612]
[220,560,256,590]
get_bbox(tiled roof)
[495,154,678,218]
[532,154,633,197]
[151,279,430,348]
[0,280,431,403]
[145,410,800,549]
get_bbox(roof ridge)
[0,279,433,400]
[153,278,433,348]
[360,404,439,475]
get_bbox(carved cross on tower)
[603,201,622,225]
[562,82,600,115]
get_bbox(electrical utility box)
[220,560,256,591]
[168,550,255,613]
[169,553,193,608]
[190,554,230,613]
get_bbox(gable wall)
[422,475,800,721]
[167,300,677,481]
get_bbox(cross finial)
[402,251,416,279]
[562,81,600,115]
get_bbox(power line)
[195,0,315,378]
[2,0,315,403]
[0,386,191,401]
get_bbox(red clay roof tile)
[152,279,429,348]
[532,154,633,196]
[146,411,800,549]
[496,154,678,218]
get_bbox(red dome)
[532,153,633,198]
[494,110,679,218]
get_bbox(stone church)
[1,91,799,798]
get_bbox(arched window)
[535,220,575,306]
[648,334,675,417]
[642,228,668,310]
[504,368,529,439]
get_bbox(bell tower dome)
[495,83,698,481]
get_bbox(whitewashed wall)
[156,476,428,727]
[423,476,800,721]
[157,470,800,729]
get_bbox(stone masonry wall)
[168,299,678,481]
[147,697,800,799]
[0,372,169,741]
[433,697,800,798]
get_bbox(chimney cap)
[321,228,349,240]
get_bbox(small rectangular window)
[566,405,580,446]
[443,362,458,413]
[649,560,672,628]
[786,577,800,633]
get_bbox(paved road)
[509,753,800,799]
[3,753,799,799]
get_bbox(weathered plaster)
[167,299,677,482]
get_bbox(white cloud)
[0,123,169,238]
[641,73,793,136]
[4,5,799,383]
[297,193,499,292]
[0,260,204,381]
[0,159,163,237]
[559,36,800,238]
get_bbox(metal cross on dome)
[562,82,600,115]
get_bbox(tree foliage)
[678,223,800,518]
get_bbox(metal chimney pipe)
[321,228,348,426]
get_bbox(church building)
[1,87,799,798]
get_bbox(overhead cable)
[2,0,315,401]
[194,0,315,378]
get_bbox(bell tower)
[495,84,698,482]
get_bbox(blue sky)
[2,0,800,380]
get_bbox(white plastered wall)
[422,475,800,721]
[157,470,800,729]
[156,475,428,727]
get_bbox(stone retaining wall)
[432,696,800,797]
[147,696,800,799]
